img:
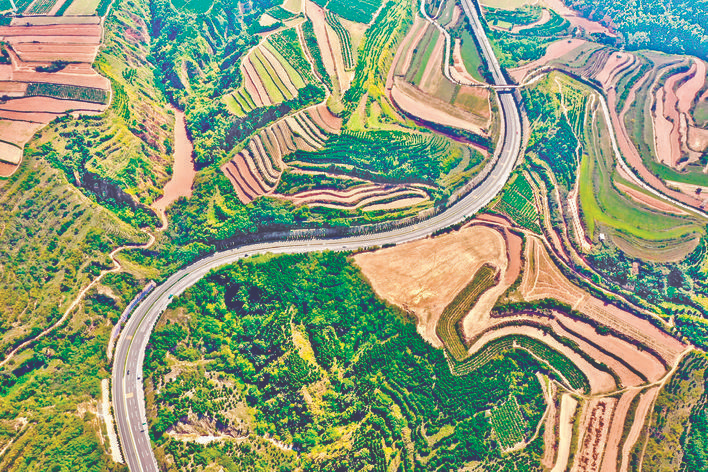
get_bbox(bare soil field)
[222,103,341,203]
[0,141,23,165]
[521,237,685,367]
[0,17,110,175]
[0,96,105,114]
[354,225,508,347]
[618,387,659,472]
[573,398,616,472]
[0,119,43,145]
[551,394,578,472]
[688,125,708,153]
[606,87,705,210]
[12,43,99,63]
[594,52,634,89]
[11,16,101,26]
[598,390,639,472]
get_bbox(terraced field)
[224,31,316,116]
[358,217,689,467]
[0,17,110,176]
[221,103,341,203]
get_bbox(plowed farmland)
[0,18,110,176]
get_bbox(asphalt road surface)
[111,2,522,470]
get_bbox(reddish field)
[0,18,111,175]
[574,398,616,472]
[221,103,341,203]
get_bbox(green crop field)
[325,10,354,69]
[326,0,382,23]
[24,0,58,14]
[268,27,317,84]
[26,83,110,105]
[494,172,540,233]
[436,264,499,361]
[459,28,486,82]
[490,396,528,450]
[250,49,290,103]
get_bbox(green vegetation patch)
[494,172,541,233]
[490,396,529,450]
[24,0,58,15]
[286,130,460,191]
[146,252,547,469]
[436,264,500,361]
[326,0,382,23]
[565,0,708,61]
[325,10,354,69]
[459,27,486,82]
[26,83,110,105]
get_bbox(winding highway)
[111,2,522,470]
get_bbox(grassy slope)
[0,150,146,472]
[31,0,175,212]
[0,0,177,468]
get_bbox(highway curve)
[111,2,522,470]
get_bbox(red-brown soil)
[12,43,99,63]
[152,111,196,215]
[599,389,639,472]
[677,60,706,114]
[221,103,342,202]
[617,387,659,472]
[594,52,634,89]
[574,397,616,472]
[0,110,59,122]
